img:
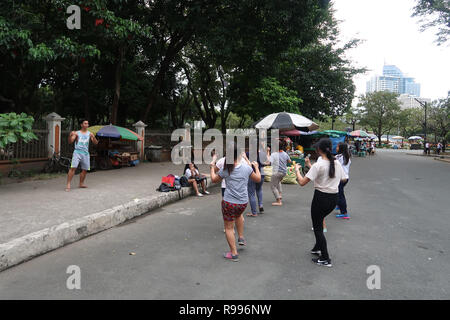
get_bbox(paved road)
[0,152,448,299]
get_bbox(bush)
[0,113,38,149]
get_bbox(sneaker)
[196,193,203,197]
[238,237,247,246]
[323,228,327,233]
[310,250,321,255]
[336,214,350,219]
[203,190,210,195]
[312,258,332,267]
[259,207,264,213]
[335,206,340,211]
[223,252,239,262]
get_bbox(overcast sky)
[333,0,450,102]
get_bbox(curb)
[0,178,217,272]
[406,153,450,159]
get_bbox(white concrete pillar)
[133,120,147,161]
[45,112,65,157]
[184,123,191,143]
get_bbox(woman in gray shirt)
[210,144,261,262]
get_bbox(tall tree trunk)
[110,47,125,125]
[142,33,193,122]
[80,65,91,123]
[221,112,227,134]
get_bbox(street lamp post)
[414,98,427,142]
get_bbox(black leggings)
[311,190,338,260]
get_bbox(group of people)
[66,120,352,268]
[355,139,375,155]
[204,138,352,268]
[425,141,445,155]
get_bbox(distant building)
[366,64,421,97]
[398,94,431,110]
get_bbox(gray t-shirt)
[270,151,290,174]
[219,163,254,204]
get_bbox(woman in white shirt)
[184,163,209,197]
[294,138,348,268]
[335,142,351,219]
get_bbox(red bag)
[161,174,175,187]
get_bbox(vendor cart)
[88,125,143,170]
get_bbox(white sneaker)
[203,191,210,195]
[197,193,203,197]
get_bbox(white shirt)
[336,154,351,177]
[305,157,348,194]
[185,168,199,179]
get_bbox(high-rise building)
[366,64,421,97]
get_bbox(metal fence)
[0,129,49,161]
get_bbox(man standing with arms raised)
[65,120,98,191]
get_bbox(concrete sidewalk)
[0,162,216,271]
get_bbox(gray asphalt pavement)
[0,151,449,299]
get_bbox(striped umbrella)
[88,125,143,141]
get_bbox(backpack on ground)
[157,183,172,192]
[161,174,175,187]
[157,174,182,199]
[180,175,189,187]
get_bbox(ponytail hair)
[225,142,239,174]
[337,142,350,165]
[316,138,335,178]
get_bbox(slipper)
[271,202,282,206]
[65,188,71,192]
[223,251,239,262]
[246,213,258,217]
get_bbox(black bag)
[180,175,189,187]
[157,183,172,192]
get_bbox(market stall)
[253,112,319,176]
[88,125,143,170]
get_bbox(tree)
[396,108,424,138]
[245,77,303,121]
[359,92,402,146]
[0,0,363,132]
[428,94,450,144]
[412,0,450,45]
[344,106,362,131]
[230,2,365,124]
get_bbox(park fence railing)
[0,129,49,163]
